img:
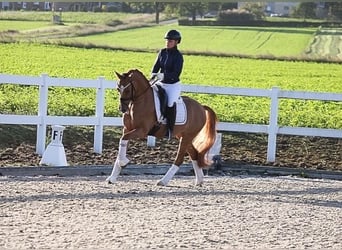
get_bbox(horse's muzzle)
[119,102,129,113]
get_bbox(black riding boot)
[166,103,176,140]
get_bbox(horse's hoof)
[106,176,116,184]
[156,180,166,186]
[195,182,203,187]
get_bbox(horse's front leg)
[106,138,129,184]
[107,127,147,184]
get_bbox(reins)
[118,74,153,107]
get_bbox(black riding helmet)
[164,29,181,44]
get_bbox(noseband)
[118,81,134,106]
[118,76,151,112]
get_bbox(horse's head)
[115,69,150,113]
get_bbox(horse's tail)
[192,105,218,168]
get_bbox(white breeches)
[156,81,181,107]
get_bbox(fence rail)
[1,73,341,163]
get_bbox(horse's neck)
[130,86,156,125]
[132,80,154,105]
[131,74,155,109]
[138,87,154,105]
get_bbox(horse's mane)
[126,69,149,85]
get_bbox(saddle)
[148,83,187,136]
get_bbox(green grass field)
[305,27,342,60]
[64,25,315,57]
[0,11,318,58]
[0,12,341,130]
[0,20,52,31]
[0,11,156,24]
[1,43,341,92]
[0,43,341,129]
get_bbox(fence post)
[267,87,280,162]
[94,76,105,154]
[36,73,49,155]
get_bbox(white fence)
[0,73,341,163]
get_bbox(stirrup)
[167,128,173,140]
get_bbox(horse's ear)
[115,71,123,80]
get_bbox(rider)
[151,29,184,140]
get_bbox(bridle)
[117,74,152,112]
[118,80,134,106]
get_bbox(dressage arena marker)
[39,125,68,167]
[147,135,156,147]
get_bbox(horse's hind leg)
[157,137,190,186]
[156,164,179,186]
[106,138,130,184]
[187,144,204,186]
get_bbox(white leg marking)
[118,139,129,166]
[192,160,204,186]
[106,159,122,184]
[157,164,179,186]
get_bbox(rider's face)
[166,39,177,48]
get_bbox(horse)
[106,69,218,186]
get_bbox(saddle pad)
[152,87,187,125]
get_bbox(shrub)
[105,19,123,27]
[93,7,102,13]
[218,9,256,22]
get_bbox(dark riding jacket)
[152,47,183,84]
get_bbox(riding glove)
[151,73,164,81]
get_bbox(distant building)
[237,2,329,18]
[0,2,102,11]
[265,2,299,17]
[0,2,51,11]
[238,2,299,17]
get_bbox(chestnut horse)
[106,69,218,186]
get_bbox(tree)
[128,2,155,13]
[240,2,265,20]
[293,2,317,20]
[179,2,207,22]
[155,2,161,24]
[163,3,179,18]
[220,2,238,11]
[325,2,342,20]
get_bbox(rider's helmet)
[164,29,182,44]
